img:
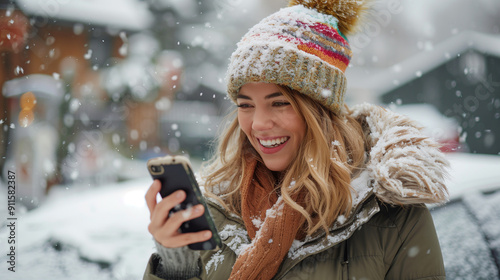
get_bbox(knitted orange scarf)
[229,159,305,280]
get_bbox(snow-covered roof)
[148,0,198,19]
[16,0,153,31]
[3,74,63,98]
[347,32,500,97]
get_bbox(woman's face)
[237,82,306,172]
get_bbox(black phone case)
[148,158,222,250]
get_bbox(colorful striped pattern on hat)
[226,4,353,114]
[282,19,352,73]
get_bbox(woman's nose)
[252,108,274,131]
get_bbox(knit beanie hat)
[226,0,367,114]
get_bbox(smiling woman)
[236,83,306,172]
[143,0,450,279]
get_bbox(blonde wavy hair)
[201,85,367,236]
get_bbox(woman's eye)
[237,104,252,108]
[273,101,290,107]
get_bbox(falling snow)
[1,0,499,279]
[84,49,92,60]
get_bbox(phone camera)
[151,165,161,173]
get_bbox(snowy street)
[0,176,154,279]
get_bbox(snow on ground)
[0,153,499,279]
[0,177,155,279]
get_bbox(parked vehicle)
[431,152,500,279]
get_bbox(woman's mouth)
[258,137,289,148]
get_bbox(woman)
[144,0,449,279]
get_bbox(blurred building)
[347,32,500,155]
[0,0,153,207]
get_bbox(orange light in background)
[18,109,34,127]
[19,91,37,127]
[20,91,37,109]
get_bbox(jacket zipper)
[342,240,349,280]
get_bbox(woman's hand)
[145,180,213,248]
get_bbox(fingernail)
[176,190,183,198]
[204,231,211,238]
[194,205,203,213]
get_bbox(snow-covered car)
[430,152,500,279]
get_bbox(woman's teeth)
[259,137,289,148]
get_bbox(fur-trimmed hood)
[285,103,450,252]
[350,103,449,207]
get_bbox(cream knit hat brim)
[227,42,347,114]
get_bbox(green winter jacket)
[143,104,449,280]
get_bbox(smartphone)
[147,155,222,250]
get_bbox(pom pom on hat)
[288,0,368,36]
[226,0,368,114]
